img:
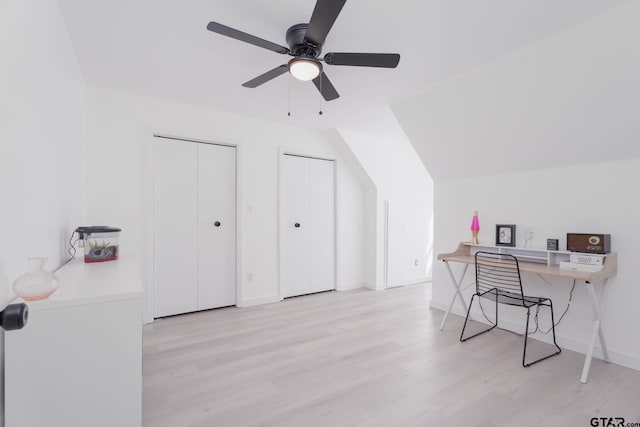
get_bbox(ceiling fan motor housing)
[286,24,320,57]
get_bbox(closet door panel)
[281,155,311,298]
[308,159,335,293]
[197,143,236,309]
[154,140,198,317]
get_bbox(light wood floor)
[143,284,640,427]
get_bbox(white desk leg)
[580,278,610,384]
[581,320,600,384]
[438,262,469,331]
[596,279,611,363]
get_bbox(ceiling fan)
[206,0,400,101]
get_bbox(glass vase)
[12,257,60,301]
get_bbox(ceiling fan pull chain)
[318,75,323,116]
[287,79,291,117]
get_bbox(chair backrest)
[475,251,525,305]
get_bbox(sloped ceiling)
[392,1,640,180]
[57,0,626,138]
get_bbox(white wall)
[338,127,434,289]
[0,0,86,424]
[392,2,640,370]
[324,131,379,291]
[84,86,367,318]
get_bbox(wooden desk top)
[438,243,617,283]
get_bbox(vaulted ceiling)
[393,1,639,180]
[58,0,626,137]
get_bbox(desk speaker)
[566,233,610,254]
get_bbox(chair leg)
[460,294,497,342]
[495,290,499,328]
[549,300,563,355]
[460,294,475,342]
[522,302,562,367]
[523,307,531,367]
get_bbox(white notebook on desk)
[559,261,603,272]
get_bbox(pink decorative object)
[470,210,480,244]
[12,257,60,301]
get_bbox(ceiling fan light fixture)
[288,57,321,81]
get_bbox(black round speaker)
[0,303,29,331]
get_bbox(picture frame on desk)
[496,224,516,247]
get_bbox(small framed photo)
[496,224,516,247]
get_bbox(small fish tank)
[75,226,121,263]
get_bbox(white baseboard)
[237,295,282,308]
[364,282,379,290]
[429,300,640,372]
[337,282,365,291]
[143,311,154,325]
[558,333,640,372]
[430,300,469,314]
[388,276,432,288]
[365,277,432,291]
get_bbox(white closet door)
[197,143,236,310]
[308,159,335,293]
[154,140,198,317]
[282,155,311,298]
[281,154,335,298]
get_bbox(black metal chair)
[460,251,562,367]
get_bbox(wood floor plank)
[143,284,640,426]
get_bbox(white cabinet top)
[23,257,143,311]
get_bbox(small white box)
[569,253,605,266]
[559,261,603,272]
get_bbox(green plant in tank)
[89,240,111,249]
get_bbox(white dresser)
[4,257,143,427]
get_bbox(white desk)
[437,243,617,384]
